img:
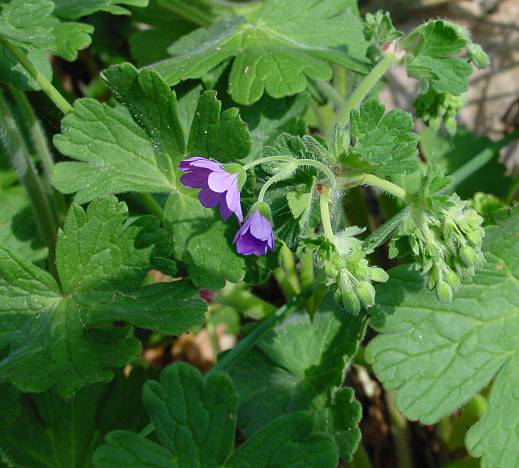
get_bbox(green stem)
[313,80,344,109]
[442,127,519,194]
[9,88,67,218]
[217,283,276,320]
[343,173,406,200]
[258,170,292,202]
[156,0,212,26]
[1,40,72,114]
[242,155,294,171]
[319,186,335,242]
[0,91,58,276]
[386,391,414,468]
[207,291,310,376]
[338,52,399,125]
[136,193,164,220]
[297,159,337,188]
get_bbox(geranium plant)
[0,0,517,466]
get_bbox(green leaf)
[240,93,311,161]
[165,190,246,289]
[53,0,148,19]
[187,90,251,163]
[94,362,338,468]
[53,63,251,203]
[0,197,206,396]
[0,0,56,49]
[0,368,151,467]
[0,382,20,427]
[0,185,46,261]
[53,20,93,61]
[226,412,338,468]
[402,20,483,96]
[365,208,519,467]
[346,97,419,176]
[152,0,368,105]
[0,46,53,91]
[228,296,365,461]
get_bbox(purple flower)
[179,157,243,222]
[234,205,275,256]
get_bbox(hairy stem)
[0,91,58,277]
[344,173,406,200]
[242,155,295,171]
[258,170,292,202]
[338,51,400,125]
[1,40,73,114]
[319,186,335,242]
[9,87,67,219]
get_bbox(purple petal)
[235,230,266,256]
[220,201,233,221]
[225,187,243,222]
[180,168,211,188]
[208,171,238,193]
[189,157,223,172]
[249,212,273,241]
[198,189,223,208]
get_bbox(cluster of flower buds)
[303,227,389,315]
[414,90,466,135]
[390,194,484,303]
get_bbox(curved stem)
[319,186,335,242]
[135,193,164,220]
[258,170,290,202]
[242,155,294,171]
[296,159,337,188]
[1,39,73,114]
[343,173,406,200]
[338,51,399,126]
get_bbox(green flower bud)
[437,281,453,304]
[335,288,361,315]
[465,230,482,248]
[444,268,461,292]
[468,43,490,69]
[460,245,478,267]
[368,267,389,283]
[356,281,376,308]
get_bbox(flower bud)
[444,268,461,292]
[356,281,376,308]
[368,267,389,283]
[437,281,453,304]
[335,288,361,315]
[465,230,482,248]
[459,245,478,267]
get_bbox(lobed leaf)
[0,197,206,396]
[366,208,519,467]
[94,362,338,467]
[229,296,365,461]
[347,97,419,176]
[152,0,369,105]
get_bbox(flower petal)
[208,171,238,193]
[250,211,273,241]
[225,186,243,222]
[180,168,211,188]
[189,157,223,172]
[235,230,266,256]
[198,188,223,208]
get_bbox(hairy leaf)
[366,208,519,467]
[347,97,419,176]
[0,197,205,396]
[229,296,365,461]
[94,362,338,467]
[53,63,250,203]
[402,20,484,96]
[152,0,368,105]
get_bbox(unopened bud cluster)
[415,91,466,135]
[390,195,484,303]
[309,228,389,315]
